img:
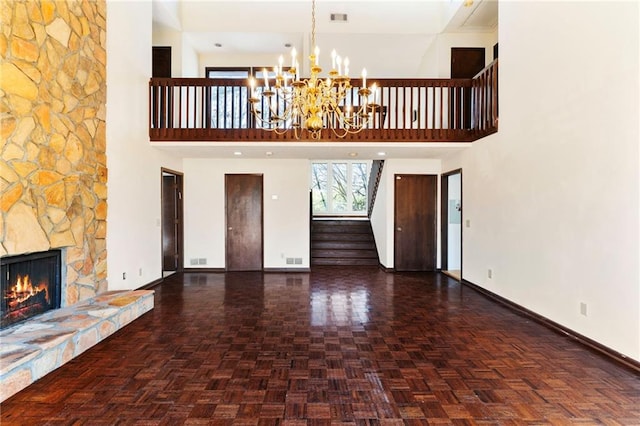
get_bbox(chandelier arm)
[326,108,360,137]
[324,95,372,133]
[251,105,289,131]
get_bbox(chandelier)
[248,0,380,140]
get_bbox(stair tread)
[312,258,379,266]
[312,226,373,232]
[312,241,377,249]
[313,233,374,241]
[312,251,378,259]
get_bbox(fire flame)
[5,274,49,305]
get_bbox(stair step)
[312,233,374,242]
[312,219,368,225]
[311,258,379,266]
[311,219,378,267]
[311,222,372,231]
[311,241,376,250]
[311,249,378,258]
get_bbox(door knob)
[397,227,402,231]
[228,226,233,231]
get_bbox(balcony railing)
[150,60,498,143]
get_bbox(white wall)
[442,1,640,361]
[183,159,310,269]
[199,33,496,79]
[370,159,442,268]
[151,25,199,78]
[370,167,389,264]
[420,31,498,78]
[152,24,183,77]
[107,1,183,290]
[181,36,199,77]
[198,53,288,77]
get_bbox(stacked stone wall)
[0,0,107,305]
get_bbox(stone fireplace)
[1,250,62,329]
[1,1,107,305]
[0,0,157,404]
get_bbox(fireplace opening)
[1,250,62,329]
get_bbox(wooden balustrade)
[149,60,498,143]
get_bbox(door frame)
[440,168,462,279]
[161,168,184,274]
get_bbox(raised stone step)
[0,290,154,402]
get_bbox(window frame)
[311,160,371,217]
[205,66,291,81]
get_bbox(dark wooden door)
[152,47,172,128]
[451,47,485,129]
[226,174,263,271]
[162,170,183,272]
[152,46,172,78]
[394,174,437,271]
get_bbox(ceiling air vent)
[330,13,348,23]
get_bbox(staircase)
[311,218,379,266]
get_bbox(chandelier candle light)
[248,0,380,139]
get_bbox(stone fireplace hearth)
[0,288,154,402]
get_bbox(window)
[205,67,288,129]
[311,161,370,216]
[205,67,282,80]
[205,68,249,129]
[206,68,250,79]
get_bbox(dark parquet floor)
[1,268,639,425]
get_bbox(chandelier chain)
[311,0,316,49]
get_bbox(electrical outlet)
[294,258,302,265]
[139,268,142,276]
[286,257,294,265]
[198,258,207,265]
[190,258,198,266]
[580,302,588,316]
[487,269,492,279]
[466,219,471,228]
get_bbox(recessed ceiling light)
[377,151,386,156]
[233,151,242,156]
[348,152,358,157]
[266,151,273,156]
[330,13,348,23]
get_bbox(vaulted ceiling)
[153,0,497,76]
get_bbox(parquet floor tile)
[1,268,639,424]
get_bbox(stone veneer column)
[0,0,107,305]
